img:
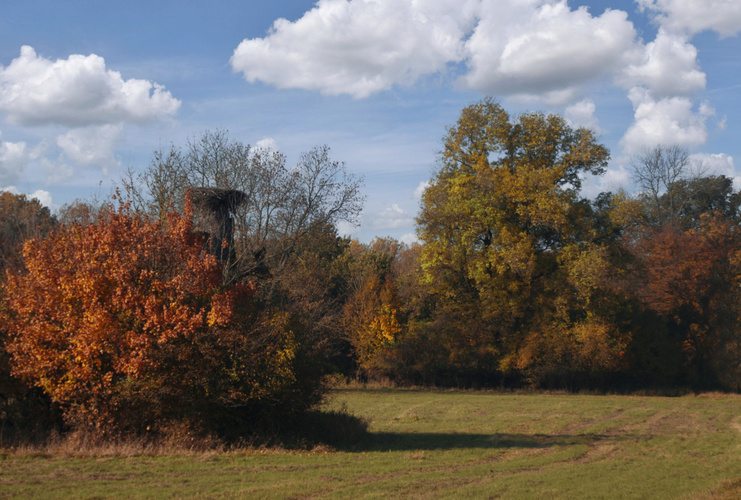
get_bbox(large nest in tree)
[189,188,247,212]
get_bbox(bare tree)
[631,145,702,226]
[123,130,365,287]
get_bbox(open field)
[2,388,741,499]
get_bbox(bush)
[1,195,323,437]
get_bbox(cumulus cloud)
[370,203,414,230]
[335,219,361,239]
[29,189,53,209]
[691,152,735,176]
[42,157,75,185]
[461,1,639,101]
[619,29,705,97]
[0,133,29,184]
[230,0,727,158]
[581,164,632,198]
[616,6,725,154]
[621,88,715,154]
[255,137,279,151]
[0,46,181,127]
[413,180,430,200]
[637,0,741,36]
[231,0,639,102]
[689,153,741,190]
[0,185,54,209]
[231,0,479,98]
[56,124,123,171]
[565,99,602,134]
[400,232,419,245]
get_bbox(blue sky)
[1,0,740,243]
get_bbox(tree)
[0,192,59,437]
[0,192,56,274]
[630,145,702,226]
[416,98,627,386]
[123,130,365,288]
[2,194,312,436]
[664,175,741,228]
[626,213,741,389]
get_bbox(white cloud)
[0,185,54,209]
[231,0,479,98]
[42,157,75,185]
[30,189,54,209]
[618,29,705,97]
[400,232,419,245]
[621,88,715,154]
[255,137,279,151]
[336,219,361,239]
[0,46,181,127]
[637,0,741,36]
[565,99,602,134]
[581,164,632,198]
[691,152,735,176]
[413,180,430,200]
[370,203,414,230]
[0,133,28,184]
[690,153,741,190]
[462,1,640,101]
[56,124,123,171]
[231,0,640,103]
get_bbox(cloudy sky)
[2,0,740,243]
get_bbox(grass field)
[2,388,741,498]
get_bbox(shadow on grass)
[296,409,622,453]
[361,432,611,452]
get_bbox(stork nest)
[189,187,247,212]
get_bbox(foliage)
[0,192,56,273]
[123,130,365,288]
[626,215,741,389]
[2,194,314,435]
[415,97,626,386]
[0,192,59,440]
[343,272,402,375]
[630,145,693,226]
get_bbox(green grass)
[2,388,741,499]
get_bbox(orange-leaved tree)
[2,194,299,435]
[628,214,741,389]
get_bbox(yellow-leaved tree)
[417,98,629,386]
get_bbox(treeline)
[347,100,741,391]
[2,99,741,441]
[355,100,741,392]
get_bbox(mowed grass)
[2,388,741,499]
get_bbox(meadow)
[2,387,741,499]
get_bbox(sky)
[1,0,740,243]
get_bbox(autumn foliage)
[339,100,741,392]
[2,195,304,435]
[4,107,741,442]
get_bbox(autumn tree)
[622,204,741,390]
[629,145,718,227]
[663,175,740,229]
[416,98,628,386]
[2,194,317,436]
[0,192,59,436]
[120,132,365,390]
[0,192,56,274]
[123,130,364,289]
[340,238,406,378]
